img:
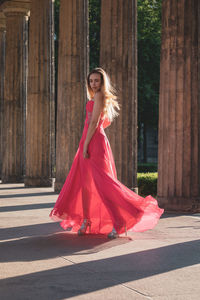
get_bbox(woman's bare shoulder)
[94,91,104,103]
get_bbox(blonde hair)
[86,67,120,122]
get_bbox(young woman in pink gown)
[50,67,164,238]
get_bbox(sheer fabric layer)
[50,101,164,234]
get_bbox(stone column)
[157,0,200,212]
[0,12,5,179]
[55,0,89,192]
[1,4,29,183]
[100,0,137,189]
[25,0,54,187]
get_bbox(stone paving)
[0,183,200,299]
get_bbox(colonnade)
[0,0,199,212]
[0,0,137,192]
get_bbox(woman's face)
[89,73,102,93]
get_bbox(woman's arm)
[83,92,104,158]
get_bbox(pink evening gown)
[50,100,164,234]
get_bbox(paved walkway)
[0,183,200,300]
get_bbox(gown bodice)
[85,100,111,129]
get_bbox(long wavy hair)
[86,67,120,122]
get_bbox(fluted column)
[100,0,137,189]
[0,12,5,179]
[55,0,89,192]
[25,0,54,187]
[157,0,200,212]
[1,4,29,183]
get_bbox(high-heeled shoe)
[107,227,118,239]
[78,219,91,236]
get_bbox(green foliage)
[89,0,101,69]
[137,172,158,196]
[138,0,162,128]
[54,0,60,39]
[138,163,157,173]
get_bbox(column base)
[24,177,52,187]
[2,175,24,183]
[157,196,200,213]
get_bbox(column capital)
[3,8,29,18]
[1,0,30,17]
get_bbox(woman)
[50,67,164,238]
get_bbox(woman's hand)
[83,142,89,159]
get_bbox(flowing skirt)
[50,120,164,235]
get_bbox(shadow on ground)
[0,230,131,262]
[0,192,56,199]
[0,239,199,299]
[0,222,60,241]
[0,203,54,212]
